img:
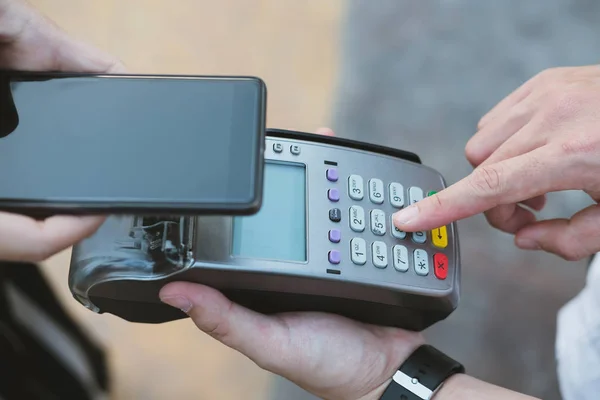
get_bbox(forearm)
[364,373,539,400]
[435,374,539,400]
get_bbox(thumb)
[514,203,600,261]
[159,282,288,372]
[392,147,560,232]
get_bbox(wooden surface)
[31,1,342,399]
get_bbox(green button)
[427,190,437,196]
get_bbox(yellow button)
[432,226,448,248]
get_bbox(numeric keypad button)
[350,238,367,265]
[407,188,426,242]
[409,186,423,205]
[370,209,386,236]
[412,230,427,244]
[432,226,448,248]
[348,175,364,200]
[372,241,388,268]
[389,182,405,208]
[369,179,384,204]
[393,245,409,272]
[349,206,366,232]
[414,249,429,276]
[391,216,406,239]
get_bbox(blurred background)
[33,0,599,399]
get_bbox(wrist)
[358,334,425,400]
[428,373,465,400]
[429,373,540,400]
[358,378,393,400]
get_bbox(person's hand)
[0,0,125,262]
[392,65,600,261]
[159,127,425,400]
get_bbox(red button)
[433,253,448,280]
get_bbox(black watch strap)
[380,345,465,400]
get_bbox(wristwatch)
[379,345,465,399]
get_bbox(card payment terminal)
[68,129,460,331]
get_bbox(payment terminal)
[68,129,460,331]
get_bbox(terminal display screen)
[232,160,306,262]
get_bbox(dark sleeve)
[0,261,110,400]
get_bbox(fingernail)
[393,205,419,226]
[516,237,540,250]
[160,295,192,313]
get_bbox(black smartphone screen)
[0,72,266,215]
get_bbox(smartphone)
[0,71,266,217]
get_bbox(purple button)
[328,250,341,264]
[328,188,340,202]
[328,229,341,243]
[326,168,338,182]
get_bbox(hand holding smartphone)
[0,71,267,217]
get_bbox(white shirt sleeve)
[556,253,600,400]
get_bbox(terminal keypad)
[325,167,450,281]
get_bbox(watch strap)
[380,345,464,399]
